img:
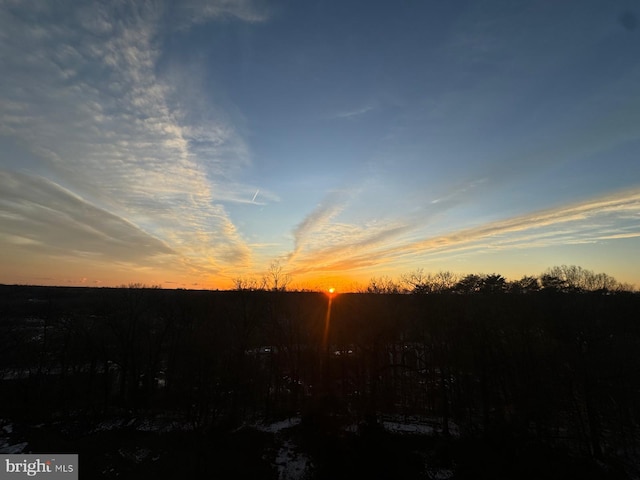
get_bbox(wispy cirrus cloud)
[287,188,640,277]
[289,189,352,260]
[408,188,640,253]
[174,0,270,27]
[0,170,175,263]
[0,1,270,279]
[288,218,413,275]
[333,104,375,119]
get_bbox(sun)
[328,287,335,294]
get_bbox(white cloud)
[333,105,375,119]
[0,1,270,275]
[286,188,640,276]
[0,170,175,263]
[175,0,270,27]
[289,189,352,260]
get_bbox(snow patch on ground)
[383,421,436,435]
[0,420,27,454]
[252,417,301,434]
[429,468,455,479]
[118,447,153,464]
[134,417,194,433]
[427,468,454,479]
[275,439,312,480]
[0,442,28,454]
[250,417,311,479]
[91,416,194,434]
[380,415,460,437]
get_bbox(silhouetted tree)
[508,275,540,293]
[400,269,431,294]
[540,273,568,292]
[232,276,263,291]
[480,274,507,294]
[453,274,484,294]
[542,265,624,292]
[400,269,459,294]
[264,261,292,291]
[432,270,459,293]
[365,276,402,294]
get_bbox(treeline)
[0,283,639,467]
[364,265,634,294]
[231,264,634,294]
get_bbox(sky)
[1,0,640,291]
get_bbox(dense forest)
[0,270,639,478]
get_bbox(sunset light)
[0,1,638,290]
[1,2,639,477]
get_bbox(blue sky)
[1,0,639,290]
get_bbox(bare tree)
[432,271,458,292]
[232,276,261,291]
[400,268,430,294]
[365,275,403,294]
[542,265,623,292]
[264,260,292,291]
